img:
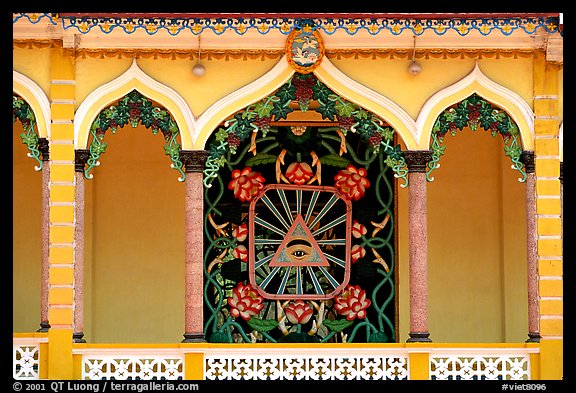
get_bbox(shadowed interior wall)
[85,123,185,343]
[13,121,42,332]
[398,128,528,342]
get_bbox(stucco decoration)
[416,61,535,150]
[13,70,51,140]
[74,59,195,150]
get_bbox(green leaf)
[214,128,229,142]
[245,153,277,167]
[322,319,353,332]
[319,153,350,168]
[368,331,389,343]
[312,83,333,102]
[271,101,294,120]
[316,100,336,120]
[275,84,296,103]
[208,331,232,343]
[246,317,278,333]
[334,100,356,117]
[254,101,274,118]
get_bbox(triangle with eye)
[269,214,330,267]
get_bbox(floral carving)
[228,167,266,202]
[334,165,370,201]
[284,300,314,325]
[334,285,371,321]
[285,161,314,185]
[228,282,264,321]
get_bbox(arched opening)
[81,91,186,343]
[201,72,407,343]
[13,94,43,332]
[426,95,528,342]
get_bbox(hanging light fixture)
[192,34,206,77]
[408,35,422,76]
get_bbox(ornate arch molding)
[416,61,535,151]
[193,56,417,151]
[74,59,195,150]
[13,70,51,140]
[193,57,295,149]
[314,56,417,149]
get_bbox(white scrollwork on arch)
[416,61,535,150]
[74,59,196,150]
[13,70,51,140]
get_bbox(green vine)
[203,72,409,188]
[13,95,43,170]
[84,90,185,181]
[426,93,526,182]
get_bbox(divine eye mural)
[202,71,408,344]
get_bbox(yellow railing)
[13,334,542,380]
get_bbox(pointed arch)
[74,59,195,150]
[13,70,51,139]
[416,62,534,150]
[193,55,419,151]
[193,57,294,149]
[314,57,417,149]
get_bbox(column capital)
[521,150,535,173]
[180,150,208,173]
[403,150,433,173]
[75,149,90,172]
[38,137,50,161]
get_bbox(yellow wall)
[13,121,43,332]
[12,45,547,343]
[84,125,185,343]
[398,129,527,342]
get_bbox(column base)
[407,331,432,342]
[526,332,541,343]
[73,332,87,343]
[37,321,50,333]
[182,333,206,343]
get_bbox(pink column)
[522,151,540,342]
[38,138,50,332]
[73,150,90,343]
[404,150,432,342]
[180,150,208,343]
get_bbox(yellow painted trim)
[538,340,563,380]
[13,80,49,139]
[73,353,84,379]
[76,79,193,150]
[184,352,205,380]
[529,348,540,380]
[39,342,49,379]
[314,65,417,149]
[408,352,430,380]
[418,81,534,150]
[193,65,294,149]
[48,328,74,379]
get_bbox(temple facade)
[13,12,563,381]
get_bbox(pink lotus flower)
[334,165,370,201]
[351,220,367,239]
[285,162,313,185]
[228,167,266,202]
[232,245,248,262]
[351,244,366,263]
[232,223,248,242]
[227,282,264,321]
[284,300,314,325]
[334,284,371,321]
